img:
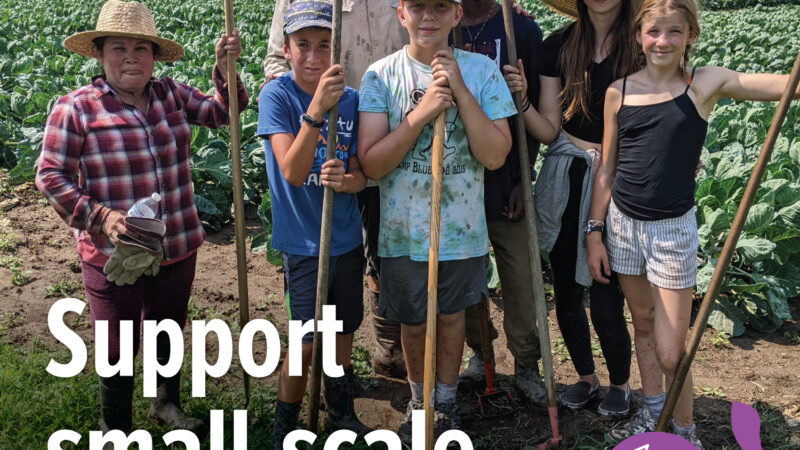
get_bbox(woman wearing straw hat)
[35,0,247,434]
[502,0,640,418]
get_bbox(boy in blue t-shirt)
[357,0,517,438]
[256,2,368,446]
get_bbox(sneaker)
[672,420,704,449]
[514,363,547,408]
[434,401,462,444]
[397,400,423,443]
[458,354,490,385]
[598,385,631,416]
[559,380,599,409]
[608,407,656,442]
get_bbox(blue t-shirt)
[257,72,361,257]
[359,47,516,261]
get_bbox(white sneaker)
[608,407,656,442]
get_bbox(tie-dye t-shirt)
[359,46,516,261]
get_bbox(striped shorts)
[606,200,698,289]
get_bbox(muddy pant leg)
[359,186,405,377]
[82,260,145,432]
[142,253,205,431]
[590,273,631,386]
[464,297,498,362]
[549,159,595,377]
[487,219,541,367]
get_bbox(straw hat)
[63,0,183,62]
[541,0,642,19]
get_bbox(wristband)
[586,219,604,234]
[301,113,324,128]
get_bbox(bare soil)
[1,176,799,448]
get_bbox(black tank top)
[611,69,708,221]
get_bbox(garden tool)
[223,0,252,407]
[500,1,563,447]
[103,217,165,286]
[423,110,446,450]
[307,0,343,432]
[657,49,800,432]
[476,297,516,417]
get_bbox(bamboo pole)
[222,0,251,407]
[656,50,800,432]
[306,0,343,432]
[500,1,562,446]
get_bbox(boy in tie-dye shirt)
[357,0,516,439]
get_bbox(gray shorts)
[379,255,488,326]
[606,200,698,289]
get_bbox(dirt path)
[1,177,799,448]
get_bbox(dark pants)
[357,186,380,279]
[549,159,631,386]
[81,252,197,364]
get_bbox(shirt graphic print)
[359,47,516,261]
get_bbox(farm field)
[1,0,800,448]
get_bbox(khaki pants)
[465,219,541,368]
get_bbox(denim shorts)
[379,255,488,326]
[282,245,364,343]
[606,200,698,289]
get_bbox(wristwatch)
[585,219,604,234]
[301,113,324,128]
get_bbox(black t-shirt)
[538,23,616,144]
[453,11,543,221]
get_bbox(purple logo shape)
[613,431,698,449]
[731,401,762,450]
[614,401,763,450]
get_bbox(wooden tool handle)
[500,0,558,408]
[307,0,343,432]
[423,111,446,450]
[222,0,251,407]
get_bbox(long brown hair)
[635,0,701,87]
[559,0,641,122]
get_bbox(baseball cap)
[283,1,333,35]
[400,0,462,4]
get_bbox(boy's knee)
[402,323,426,340]
[437,310,464,327]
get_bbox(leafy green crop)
[690,4,800,335]
[522,1,800,334]
[2,0,799,330]
[0,0,275,246]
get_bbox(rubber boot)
[147,334,207,434]
[368,289,406,378]
[99,375,134,433]
[323,366,372,437]
[272,400,301,449]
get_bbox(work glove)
[103,218,166,286]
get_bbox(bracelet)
[521,96,531,112]
[588,219,605,227]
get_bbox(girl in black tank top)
[587,0,800,445]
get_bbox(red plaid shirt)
[36,67,248,266]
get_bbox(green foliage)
[691,5,800,336]
[5,0,800,325]
[0,342,287,449]
[701,0,796,11]
[1,0,277,253]
[44,278,82,299]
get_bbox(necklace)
[463,3,498,51]
[120,89,149,113]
